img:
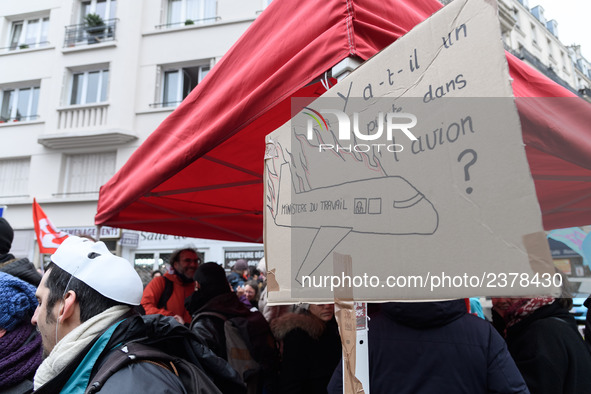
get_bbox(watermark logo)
[303,107,418,153]
[302,107,329,133]
[304,107,418,142]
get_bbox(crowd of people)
[1,216,591,393]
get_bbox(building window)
[7,16,49,50]
[69,69,109,105]
[62,152,115,195]
[0,158,30,198]
[63,1,117,47]
[547,39,555,62]
[80,0,117,22]
[167,0,216,26]
[513,9,520,28]
[160,64,209,107]
[0,85,40,122]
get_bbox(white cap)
[257,257,266,275]
[51,236,143,305]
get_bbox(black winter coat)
[271,313,341,394]
[505,301,591,394]
[583,296,591,348]
[190,292,280,393]
[328,300,529,394]
[0,256,42,286]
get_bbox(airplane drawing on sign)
[269,162,439,283]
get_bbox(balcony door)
[79,0,117,22]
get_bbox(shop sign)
[63,226,121,239]
[120,232,140,247]
[224,249,264,269]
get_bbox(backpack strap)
[196,311,227,320]
[85,342,177,394]
[190,311,228,329]
[156,277,174,309]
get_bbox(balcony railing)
[64,19,118,47]
[155,16,220,30]
[57,103,108,130]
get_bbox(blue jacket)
[328,300,529,394]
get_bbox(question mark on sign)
[457,149,478,194]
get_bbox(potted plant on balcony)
[85,13,105,44]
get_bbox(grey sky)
[530,0,590,59]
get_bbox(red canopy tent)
[96,0,591,242]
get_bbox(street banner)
[264,0,557,303]
[33,198,70,254]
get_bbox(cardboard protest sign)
[264,0,558,303]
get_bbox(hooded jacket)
[504,300,591,394]
[328,300,529,394]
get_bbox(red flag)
[32,198,70,254]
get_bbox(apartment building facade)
[0,0,269,274]
[498,0,591,100]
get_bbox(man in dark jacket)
[31,236,242,393]
[187,262,279,393]
[328,299,529,394]
[493,297,591,394]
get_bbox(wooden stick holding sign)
[334,252,367,393]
